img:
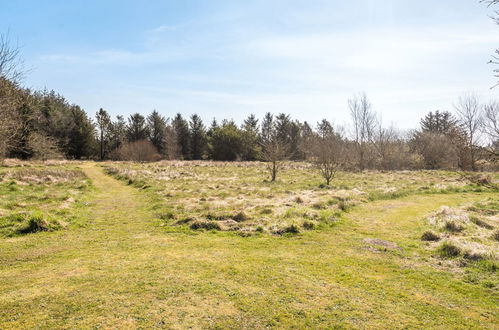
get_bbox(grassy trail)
[0,163,496,328]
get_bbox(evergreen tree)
[241,114,260,160]
[210,120,243,161]
[420,110,459,134]
[189,114,207,160]
[147,110,168,156]
[172,113,191,160]
[126,113,149,142]
[207,118,218,140]
[289,120,303,160]
[109,115,127,153]
[261,112,274,142]
[66,105,95,159]
[275,113,292,142]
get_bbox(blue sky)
[1,0,498,129]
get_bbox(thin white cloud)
[30,4,499,130]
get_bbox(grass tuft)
[443,221,464,233]
[233,211,249,222]
[437,242,461,258]
[190,220,222,231]
[421,230,440,241]
[469,216,494,230]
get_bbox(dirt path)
[0,163,496,328]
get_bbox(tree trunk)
[271,161,277,181]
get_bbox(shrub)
[437,242,461,258]
[115,140,161,162]
[190,220,221,231]
[421,231,440,241]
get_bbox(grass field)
[0,161,497,328]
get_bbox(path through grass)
[0,163,496,328]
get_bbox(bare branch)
[0,32,26,83]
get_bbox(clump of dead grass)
[2,168,87,185]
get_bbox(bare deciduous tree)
[483,101,499,140]
[0,32,25,83]
[0,32,26,159]
[481,0,499,87]
[454,93,483,171]
[373,123,402,170]
[482,101,499,158]
[308,120,345,185]
[260,130,290,182]
[349,93,376,170]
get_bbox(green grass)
[103,161,498,234]
[0,165,92,237]
[0,161,497,328]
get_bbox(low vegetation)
[104,161,499,236]
[420,199,498,286]
[0,161,497,328]
[0,162,92,237]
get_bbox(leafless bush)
[114,140,161,162]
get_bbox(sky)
[1,0,498,129]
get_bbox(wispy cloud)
[27,1,499,128]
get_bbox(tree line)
[0,32,498,177]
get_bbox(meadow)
[0,160,497,328]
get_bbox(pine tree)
[109,115,127,153]
[126,113,149,142]
[147,110,168,156]
[261,112,274,142]
[172,113,191,160]
[66,105,96,159]
[420,110,459,135]
[189,114,207,160]
[241,114,260,160]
